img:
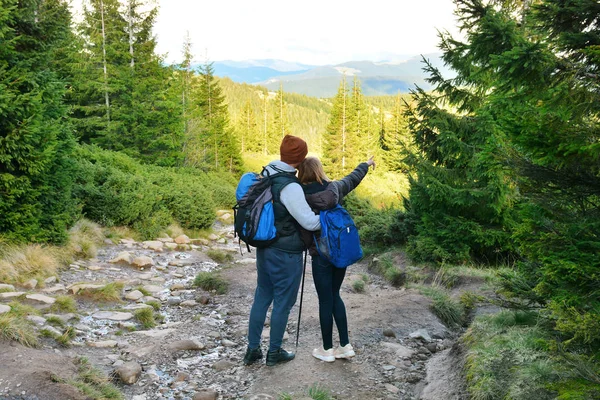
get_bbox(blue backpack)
[233,166,295,250]
[314,204,363,268]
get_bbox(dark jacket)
[301,162,370,256]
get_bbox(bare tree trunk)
[280,84,284,138]
[100,0,110,122]
[342,75,346,173]
[263,94,267,155]
[128,1,134,68]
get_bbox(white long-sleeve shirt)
[263,161,321,231]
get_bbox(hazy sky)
[70,0,462,65]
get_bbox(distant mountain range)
[205,55,453,97]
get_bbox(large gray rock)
[0,284,15,291]
[381,342,415,359]
[174,234,191,244]
[0,292,25,299]
[115,361,142,384]
[0,304,11,314]
[410,328,432,342]
[22,279,38,290]
[142,241,164,251]
[88,340,118,348]
[142,285,163,294]
[69,283,104,294]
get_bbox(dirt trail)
[0,223,469,400]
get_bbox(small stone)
[207,331,221,339]
[207,234,219,241]
[381,342,415,359]
[212,360,234,371]
[385,384,400,394]
[25,294,55,304]
[43,313,76,323]
[170,283,186,291]
[193,389,218,400]
[167,339,205,351]
[69,283,103,294]
[157,237,174,243]
[142,285,163,294]
[409,328,432,342]
[132,256,154,268]
[181,300,197,307]
[174,372,190,382]
[109,251,133,264]
[167,297,182,306]
[383,328,396,338]
[237,258,256,265]
[0,304,12,314]
[150,277,165,283]
[382,365,396,371]
[115,361,142,384]
[44,277,57,285]
[132,395,147,400]
[418,346,432,355]
[216,238,226,244]
[0,284,16,291]
[42,284,66,293]
[198,295,210,305]
[87,265,103,271]
[88,340,118,348]
[221,339,237,347]
[22,279,38,290]
[142,241,164,251]
[165,242,178,250]
[426,343,438,353]
[125,290,144,301]
[92,311,134,321]
[174,235,191,244]
[247,394,275,400]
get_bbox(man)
[243,135,321,367]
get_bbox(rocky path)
[0,222,467,400]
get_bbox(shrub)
[368,254,406,287]
[419,286,465,328]
[206,249,234,263]
[194,271,228,294]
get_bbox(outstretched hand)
[366,156,376,170]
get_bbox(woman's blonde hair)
[298,157,330,184]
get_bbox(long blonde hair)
[298,157,330,184]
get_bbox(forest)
[0,0,599,399]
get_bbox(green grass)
[352,279,365,293]
[134,286,152,296]
[194,271,229,294]
[206,249,234,263]
[463,311,600,400]
[56,326,76,348]
[50,295,77,313]
[145,300,161,311]
[0,313,38,347]
[307,384,334,400]
[419,285,465,328]
[69,357,124,400]
[78,282,124,303]
[45,316,65,328]
[7,301,40,317]
[134,308,156,329]
[368,254,406,287]
[278,394,293,400]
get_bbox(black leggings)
[311,255,349,350]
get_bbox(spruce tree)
[236,101,260,153]
[270,84,291,145]
[0,0,77,243]
[323,76,350,178]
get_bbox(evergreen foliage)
[0,0,78,243]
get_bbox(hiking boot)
[312,347,335,362]
[334,343,355,359]
[266,348,295,366]
[243,347,263,365]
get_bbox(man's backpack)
[314,204,363,268]
[233,166,295,250]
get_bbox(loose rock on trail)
[0,221,469,400]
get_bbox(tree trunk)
[100,0,110,121]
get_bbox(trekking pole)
[295,250,308,349]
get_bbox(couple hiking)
[242,134,375,367]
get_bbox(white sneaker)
[334,343,355,359]
[312,347,335,362]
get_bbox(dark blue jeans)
[311,255,349,350]
[248,247,303,352]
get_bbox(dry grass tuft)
[0,244,60,284]
[0,313,38,347]
[78,282,124,303]
[165,223,185,239]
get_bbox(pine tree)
[348,77,377,164]
[270,83,291,144]
[236,101,260,153]
[0,0,77,243]
[323,76,350,178]
[381,93,408,172]
[188,61,241,172]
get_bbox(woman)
[298,156,375,362]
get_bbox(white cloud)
[70,0,462,65]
